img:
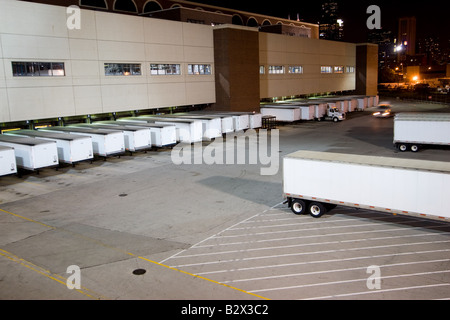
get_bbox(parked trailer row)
[283,150,450,222]
[4,130,93,165]
[121,117,203,144]
[102,121,177,148]
[71,123,152,153]
[261,95,378,123]
[40,126,125,157]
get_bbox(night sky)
[192,0,449,46]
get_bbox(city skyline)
[192,0,449,46]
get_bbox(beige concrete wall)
[0,0,215,122]
[259,32,356,99]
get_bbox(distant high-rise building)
[319,1,344,41]
[397,17,416,55]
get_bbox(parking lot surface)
[0,99,449,300]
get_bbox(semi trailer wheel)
[291,199,307,215]
[308,202,327,218]
[398,144,408,152]
[410,145,419,152]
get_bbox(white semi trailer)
[394,113,450,152]
[283,150,450,221]
[0,146,17,176]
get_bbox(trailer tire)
[410,144,419,152]
[398,144,408,152]
[308,202,327,218]
[291,199,307,215]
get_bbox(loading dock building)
[0,0,377,128]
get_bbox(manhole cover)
[132,268,146,275]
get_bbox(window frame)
[187,64,212,75]
[104,63,142,76]
[150,63,181,76]
[268,65,285,74]
[12,61,66,77]
[288,66,304,74]
[320,66,333,74]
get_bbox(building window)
[346,66,355,73]
[259,66,265,74]
[12,61,65,77]
[334,66,344,74]
[288,66,303,74]
[188,64,211,75]
[114,0,137,13]
[104,63,141,76]
[321,66,332,74]
[150,64,181,75]
[268,66,285,74]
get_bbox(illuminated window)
[104,63,141,76]
[268,66,285,74]
[259,66,265,74]
[188,64,211,75]
[288,66,303,74]
[12,62,65,77]
[321,66,332,74]
[346,66,355,73]
[334,66,344,73]
[150,64,181,75]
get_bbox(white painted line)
[216,221,429,239]
[224,258,450,284]
[249,270,450,294]
[203,224,450,243]
[196,249,450,275]
[305,283,450,300]
[171,241,450,268]
[159,201,285,264]
[172,232,450,259]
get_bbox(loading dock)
[4,130,93,165]
[0,146,17,176]
[41,126,125,157]
[72,123,151,153]
[0,135,58,171]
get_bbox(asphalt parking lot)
[0,99,449,301]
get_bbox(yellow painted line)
[0,208,270,300]
[0,208,55,229]
[137,256,270,300]
[0,248,108,300]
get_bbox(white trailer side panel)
[0,146,17,176]
[283,151,450,221]
[394,113,450,146]
[260,107,301,122]
[298,106,315,120]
